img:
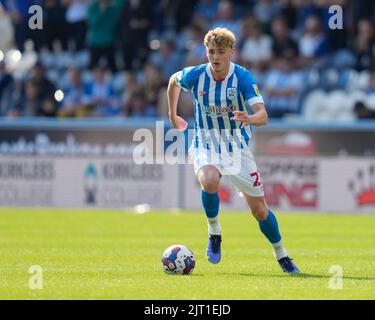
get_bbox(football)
[161,244,195,275]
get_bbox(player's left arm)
[230,103,268,126]
[230,70,268,126]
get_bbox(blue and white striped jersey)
[176,62,264,153]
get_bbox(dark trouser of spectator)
[14,21,30,52]
[0,84,14,116]
[43,21,69,51]
[122,40,149,71]
[169,0,197,33]
[68,21,87,52]
[30,28,44,52]
[90,46,117,73]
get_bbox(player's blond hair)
[204,27,236,49]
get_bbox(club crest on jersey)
[226,87,237,100]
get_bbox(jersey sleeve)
[175,66,196,92]
[240,71,264,106]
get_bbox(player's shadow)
[235,272,375,281]
[188,273,205,277]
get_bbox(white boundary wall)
[0,156,179,208]
[0,155,374,213]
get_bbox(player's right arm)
[167,72,188,132]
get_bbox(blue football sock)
[258,209,282,244]
[201,190,219,218]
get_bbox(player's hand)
[230,111,252,126]
[170,115,188,132]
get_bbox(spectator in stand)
[365,71,375,94]
[193,0,220,26]
[149,39,185,83]
[87,64,121,117]
[13,62,57,116]
[240,17,272,72]
[0,4,15,53]
[0,61,14,116]
[183,23,208,66]
[236,15,255,54]
[211,0,241,38]
[1,0,375,121]
[30,62,56,102]
[354,101,375,119]
[314,0,349,52]
[298,15,329,66]
[8,79,41,117]
[123,65,161,117]
[271,16,299,60]
[351,0,375,23]
[352,19,375,71]
[158,85,194,119]
[59,67,92,117]
[123,72,142,117]
[148,0,167,36]
[124,88,147,117]
[42,0,68,52]
[253,0,280,33]
[39,97,58,117]
[63,0,89,52]
[277,0,298,30]
[87,0,123,73]
[263,50,304,118]
[163,0,198,33]
[9,78,57,118]
[141,63,164,117]
[10,62,57,112]
[290,0,321,37]
[120,0,152,72]
[0,0,41,52]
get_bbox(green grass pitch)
[0,208,375,300]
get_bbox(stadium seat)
[74,50,90,70]
[325,90,349,117]
[366,93,375,111]
[329,49,356,69]
[46,69,59,83]
[305,69,321,89]
[38,51,55,69]
[112,71,126,95]
[57,69,71,91]
[347,91,367,110]
[302,90,327,120]
[322,69,340,91]
[55,52,74,71]
[82,70,93,84]
[345,69,360,91]
[358,70,371,90]
[336,110,356,121]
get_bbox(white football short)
[189,145,264,197]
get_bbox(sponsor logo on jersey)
[202,103,237,114]
[253,84,261,97]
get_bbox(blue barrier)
[1,117,375,130]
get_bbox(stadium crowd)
[0,0,375,120]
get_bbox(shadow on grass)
[230,272,375,281]
[164,273,204,277]
[189,273,204,277]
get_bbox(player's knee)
[251,204,268,221]
[199,174,219,193]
